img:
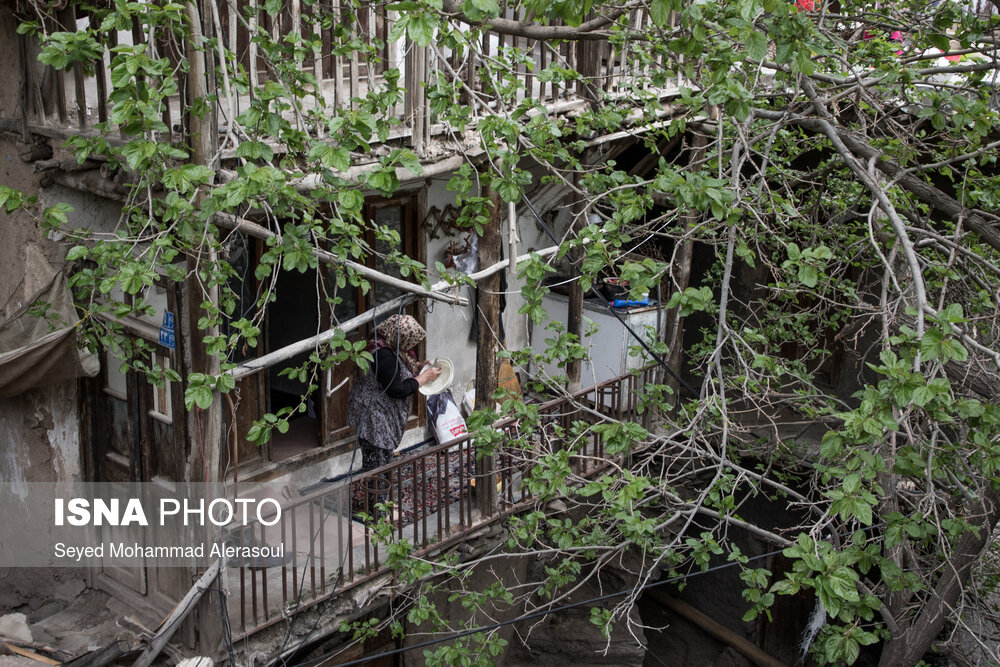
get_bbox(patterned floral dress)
[347,351,415,471]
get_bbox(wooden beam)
[4,643,60,666]
[131,560,222,667]
[63,640,135,667]
[467,245,558,282]
[217,152,476,192]
[646,590,788,667]
[212,212,466,306]
[228,293,414,381]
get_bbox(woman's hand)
[415,365,442,386]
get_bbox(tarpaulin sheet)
[0,271,99,397]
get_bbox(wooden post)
[249,0,260,91]
[412,45,426,153]
[16,33,32,141]
[662,132,707,405]
[475,191,504,517]
[566,171,587,392]
[53,9,73,124]
[95,33,109,124]
[646,590,787,667]
[182,1,224,655]
[573,26,600,106]
[65,4,88,128]
[131,561,222,667]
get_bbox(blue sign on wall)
[159,311,175,349]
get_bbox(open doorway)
[267,266,323,461]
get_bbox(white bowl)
[418,358,454,395]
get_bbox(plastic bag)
[427,390,468,446]
[451,234,478,274]
[461,388,475,416]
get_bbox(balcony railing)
[228,365,658,638]
[19,3,672,150]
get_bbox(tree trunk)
[878,490,1000,666]
[183,0,221,485]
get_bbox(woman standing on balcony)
[347,314,441,482]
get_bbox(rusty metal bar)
[320,496,327,595]
[347,480,355,581]
[231,368,654,636]
[420,455,428,547]
[261,523,269,621]
[281,514,288,608]
[240,546,246,632]
[396,464,403,540]
[309,500,316,599]
[362,477,371,574]
[250,555,258,626]
[291,505,298,605]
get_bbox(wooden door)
[87,347,148,595]
[85,285,185,603]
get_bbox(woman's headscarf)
[373,314,426,374]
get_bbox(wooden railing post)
[475,190,504,517]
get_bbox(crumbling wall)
[0,383,82,485]
[0,130,88,487]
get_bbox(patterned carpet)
[350,447,475,525]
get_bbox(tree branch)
[753,109,1000,255]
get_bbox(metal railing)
[229,365,658,638]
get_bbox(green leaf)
[470,0,499,14]
[798,264,818,288]
[406,13,436,46]
[745,31,767,61]
[929,33,950,52]
[912,386,933,407]
[650,0,673,27]
[66,245,89,261]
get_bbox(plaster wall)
[422,176,479,405]
[421,176,554,406]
